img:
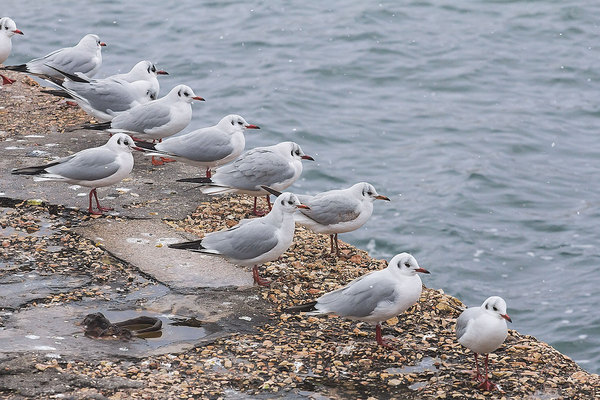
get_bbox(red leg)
[477,354,497,391]
[92,188,113,212]
[375,323,394,349]
[88,189,102,215]
[329,234,335,254]
[151,156,164,166]
[1,74,16,85]
[206,167,211,178]
[65,100,78,107]
[159,156,176,163]
[252,265,271,286]
[266,195,272,211]
[252,197,266,216]
[472,353,484,382]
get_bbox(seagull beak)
[192,96,205,101]
[132,146,145,152]
[100,42,107,47]
[156,70,169,75]
[301,155,315,161]
[245,124,260,129]
[375,195,390,201]
[415,267,430,274]
[501,313,512,323]
[296,204,310,210]
[14,29,23,35]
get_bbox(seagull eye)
[404,262,410,268]
[288,200,294,205]
[238,121,243,125]
[493,306,498,311]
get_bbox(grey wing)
[301,194,361,225]
[112,102,171,133]
[215,149,295,190]
[160,129,234,162]
[201,219,278,261]
[456,307,479,340]
[44,47,97,75]
[45,148,120,181]
[316,271,397,318]
[65,79,137,113]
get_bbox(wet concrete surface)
[1,128,267,363]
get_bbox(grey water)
[4,0,599,374]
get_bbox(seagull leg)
[1,74,16,85]
[375,323,394,349]
[205,167,211,178]
[252,265,271,286]
[159,156,176,163]
[92,188,113,213]
[151,156,164,166]
[472,353,484,382]
[477,354,497,391]
[252,197,266,216]
[266,195,272,211]
[329,234,335,254]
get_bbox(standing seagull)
[12,133,139,215]
[110,60,168,95]
[168,192,309,286]
[135,114,259,169]
[286,253,430,348]
[456,296,512,391]
[0,17,23,85]
[263,182,390,256]
[178,141,314,215]
[2,33,105,79]
[82,84,204,143]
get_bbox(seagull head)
[355,182,390,202]
[280,141,314,162]
[389,252,430,276]
[169,84,205,103]
[79,34,106,50]
[481,296,512,323]
[219,114,260,133]
[0,17,23,37]
[108,133,139,153]
[273,192,310,214]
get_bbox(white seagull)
[263,182,390,256]
[177,141,314,215]
[0,17,23,85]
[110,60,168,96]
[11,133,139,215]
[456,296,512,391]
[287,252,430,348]
[168,192,309,286]
[2,33,105,79]
[135,114,259,169]
[43,65,158,122]
[82,84,205,143]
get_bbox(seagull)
[168,192,309,286]
[2,33,105,79]
[177,141,314,215]
[134,114,259,169]
[456,296,512,391]
[41,65,158,122]
[41,60,168,118]
[262,182,390,256]
[11,133,139,215]
[81,84,205,143]
[0,17,23,85]
[286,252,430,348]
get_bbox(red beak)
[14,29,24,35]
[501,314,512,323]
[100,42,107,47]
[156,70,169,75]
[301,155,314,161]
[245,124,260,129]
[192,96,205,101]
[375,195,390,201]
[296,204,310,210]
[415,267,430,274]
[132,146,145,152]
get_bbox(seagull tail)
[2,64,28,72]
[176,177,213,184]
[167,239,205,250]
[41,89,73,99]
[82,121,112,130]
[285,301,318,313]
[133,140,157,151]
[11,162,58,176]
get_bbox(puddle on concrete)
[385,356,440,375]
[0,273,91,309]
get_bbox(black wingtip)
[133,140,156,151]
[2,64,28,72]
[45,64,89,83]
[168,239,205,250]
[284,301,318,313]
[260,185,283,197]
[41,89,73,99]
[176,177,213,184]
[82,121,111,130]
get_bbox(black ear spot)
[231,120,235,126]
[178,89,182,97]
[280,199,285,205]
[117,138,122,145]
